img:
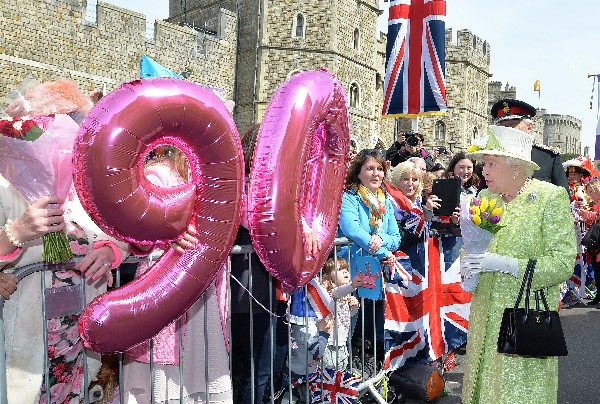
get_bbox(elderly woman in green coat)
[460,125,577,404]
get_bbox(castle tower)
[542,114,582,154]
[168,0,385,147]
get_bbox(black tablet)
[431,178,461,216]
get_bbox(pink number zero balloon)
[248,70,350,292]
[74,77,244,353]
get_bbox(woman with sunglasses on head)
[337,148,401,360]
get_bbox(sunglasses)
[358,148,385,158]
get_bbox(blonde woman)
[385,161,440,266]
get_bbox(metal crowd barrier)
[0,237,386,403]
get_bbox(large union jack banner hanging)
[384,237,471,371]
[382,0,447,117]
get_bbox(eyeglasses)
[358,148,385,158]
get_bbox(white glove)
[460,253,485,279]
[460,273,480,292]
[480,253,519,278]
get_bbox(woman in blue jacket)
[338,148,401,359]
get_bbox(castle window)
[472,35,477,49]
[483,41,488,55]
[475,91,479,107]
[349,82,360,108]
[434,121,446,142]
[293,13,306,38]
[353,28,360,50]
[375,72,383,90]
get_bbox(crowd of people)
[0,79,586,404]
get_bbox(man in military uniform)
[490,98,569,192]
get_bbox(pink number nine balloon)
[248,69,350,292]
[74,77,244,353]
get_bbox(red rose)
[0,120,19,138]
[20,119,36,134]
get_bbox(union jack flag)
[289,279,334,322]
[307,278,334,320]
[568,254,583,288]
[384,237,471,371]
[295,367,361,404]
[382,0,447,117]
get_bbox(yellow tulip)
[491,207,503,216]
[480,197,489,212]
[489,198,497,209]
[471,206,481,216]
[472,214,482,226]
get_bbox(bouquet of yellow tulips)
[469,196,504,234]
[459,196,504,292]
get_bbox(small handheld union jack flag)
[383,0,447,117]
[300,367,361,404]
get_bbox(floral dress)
[38,195,103,403]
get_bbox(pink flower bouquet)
[0,114,78,263]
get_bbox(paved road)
[398,302,599,404]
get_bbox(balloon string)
[229,274,287,319]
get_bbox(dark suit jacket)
[531,145,569,192]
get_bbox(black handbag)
[497,259,568,357]
[582,223,600,249]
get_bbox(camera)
[437,147,448,154]
[404,132,420,147]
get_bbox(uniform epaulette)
[533,144,559,156]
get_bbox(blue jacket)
[337,190,401,269]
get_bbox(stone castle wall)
[3,0,582,156]
[168,0,384,145]
[0,0,237,109]
[542,114,582,154]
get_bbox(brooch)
[527,193,538,202]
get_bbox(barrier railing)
[0,237,385,403]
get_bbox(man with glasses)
[490,98,569,191]
[385,131,435,170]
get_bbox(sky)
[104,0,600,153]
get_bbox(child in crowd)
[287,311,334,403]
[320,257,361,370]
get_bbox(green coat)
[462,179,577,404]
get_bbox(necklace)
[501,177,532,200]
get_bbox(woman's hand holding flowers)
[10,196,65,245]
[461,252,518,278]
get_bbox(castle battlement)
[0,0,237,102]
[446,29,490,56]
[543,114,582,130]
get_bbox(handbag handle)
[513,259,536,311]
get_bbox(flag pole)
[589,73,600,161]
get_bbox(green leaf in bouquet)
[24,125,44,141]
